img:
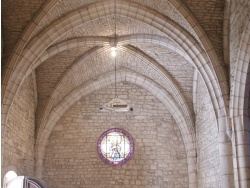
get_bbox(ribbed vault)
[2,0,235,187]
[2,0,229,129]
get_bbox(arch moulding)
[35,69,197,188]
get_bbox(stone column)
[218,115,234,188]
[232,115,250,188]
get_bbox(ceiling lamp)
[100,0,133,112]
[110,46,117,57]
[100,48,133,112]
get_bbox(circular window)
[97,128,134,165]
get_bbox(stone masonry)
[43,83,188,188]
[2,75,36,178]
[1,0,249,187]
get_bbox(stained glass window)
[97,128,134,165]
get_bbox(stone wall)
[2,74,36,177]
[43,82,188,188]
[196,75,220,188]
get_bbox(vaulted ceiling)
[2,0,228,184]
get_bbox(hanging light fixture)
[100,54,133,112]
[100,0,133,112]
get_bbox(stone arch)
[2,0,228,126]
[2,0,215,77]
[230,21,250,187]
[1,0,232,186]
[35,44,194,151]
[27,36,194,141]
[26,35,191,77]
[231,21,250,117]
[35,69,197,187]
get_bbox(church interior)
[1,0,250,187]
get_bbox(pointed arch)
[35,69,197,187]
[35,42,194,152]
[230,20,250,187]
[2,0,228,125]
